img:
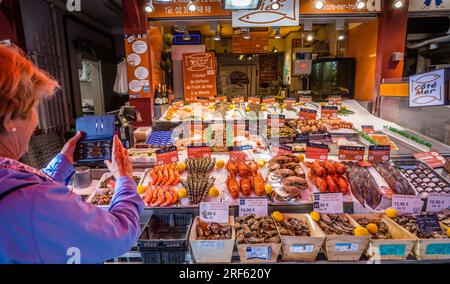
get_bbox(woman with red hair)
[0,45,144,264]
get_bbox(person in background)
[0,45,144,264]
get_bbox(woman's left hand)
[61,131,83,164]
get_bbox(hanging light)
[392,0,405,9]
[355,0,365,10]
[274,27,282,39]
[183,30,191,41]
[314,0,325,10]
[243,28,251,40]
[187,1,197,12]
[271,1,281,10]
[306,33,314,42]
[337,32,345,41]
[214,31,221,41]
[144,0,154,13]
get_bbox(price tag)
[413,151,446,168]
[248,97,261,104]
[321,106,338,118]
[198,241,225,250]
[306,143,329,160]
[379,244,406,256]
[392,194,423,214]
[262,96,275,104]
[199,202,229,224]
[284,98,296,107]
[156,146,179,165]
[361,125,375,134]
[289,244,314,253]
[313,193,344,214]
[216,96,227,102]
[299,95,312,104]
[229,145,252,162]
[335,243,358,252]
[338,146,365,161]
[299,108,317,120]
[368,145,391,163]
[196,96,211,105]
[232,96,244,104]
[270,144,293,157]
[416,214,442,234]
[172,98,184,107]
[425,244,450,255]
[187,143,211,158]
[246,246,271,260]
[426,193,450,213]
[267,114,285,128]
[239,198,268,217]
[328,95,342,105]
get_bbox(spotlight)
[271,1,281,10]
[274,27,282,39]
[243,28,251,40]
[144,0,154,13]
[306,33,314,42]
[231,0,253,7]
[183,30,191,41]
[393,0,404,9]
[314,0,325,10]
[187,1,197,12]
[214,30,221,41]
[355,0,365,10]
[337,33,345,41]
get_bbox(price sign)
[198,241,225,250]
[246,246,272,260]
[248,97,261,104]
[156,146,179,165]
[199,202,229,224]
[313,193,344,214]
[321,106,338,118]
[196,96,211,105]
[413,151,446,168]
[379,244,406,256]
[368,145,391,163]
[172,98,184,107]
[267,114,285,128]
[239,198,268,217]
[229,145,252,162]
[232,96,244,104]
[416,214,441,234]
[328,95,342,105]
[270,144,293,157]
[338,146,365,161]
[262,96,275,104]
[392,194,423,214]
[335,243,359,252]
[361,125,375,134]
[216,96,227,102]
[187,143,211,158]
[306,143,329,160]
[425,244,450,255]
[299,108,317,120]
[299,95,312,104]
[426,193,450,213]
[284,98,296,107]
[289,245,314,253]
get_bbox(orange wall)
[346,19,379,101]
[148,26,164,91]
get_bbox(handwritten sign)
[183,52,217,102]
[338,146,365,161]
[361,125,375,134]
[313,193,344,214]
[416,214,442,234]
[392,194,423,215]
[426,193,450,213]
[200,202,229,224]
[306,143,329,160]
[156,146,179,165]
[368,145,391,163]
[239,198,268,217]
[321,106,338,118]
[299,108,317,120]
[187,143,211,159]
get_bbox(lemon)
[208,187,220,198]
[385,208,398,219]
[228,105,234,110]
[177,188,188,199]
[281,104,286,109]
[354,226,370,237]
[366,223,379,234]
[261,103,266,106]
[447,228,450,238]
[178,162,187,173]
[320,102,327,107]
[258,160,266,167]
[272,211,284,222]
[137,185,147,195]
[296,102,302,106]
[264,184,273,195]
[261,106,268,111]
[341,105,347,110]
[216,160,225,169]
[297,154,305,163]
[246,107,251,112]
[209,105,215,110]
[165,116,172,121]
[310,211,321,222]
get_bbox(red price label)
[368,145,391,163]
[271,145,293,157]
[338,146,365,161]
[248,97,261,104]
[321,106,338,118]
[361,125,375,134]
[262,97,275,104]
[299,95,312,103]
[156,147,179,165]
[413,151,446,168]
[187,144,211,158]
[232,96,244,104]
[229,145,252,162]
[284,98,296,107]
[216,96,227,102]
[328,95,342,105]
[305,143,329,160]
[299,108,317,120]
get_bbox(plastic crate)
[140,248,187,264]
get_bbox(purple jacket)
[0,154,144,264]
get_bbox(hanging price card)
[216,96,227,102]
[284,98,296,107]
[306,143,329,160]
[368,145,391,163]
[270,144,293,157]
[262,96,275,104]
[426,193,450,213]
[299,95,313,103]
[328,95,342,105]
[229,145,252,162]
[299,108,317,120]
[248,97,261,104]
[321,106,338,118]
[156,146,179,165]
[232,96,244,104]
[199,202,229,224]
[187,143,211,159]
[313,193,344,214]
[361,125,375,134]
[267,114,285,128]
[392,194,423,214]
[338,146,365,161]
[239,198,268,217]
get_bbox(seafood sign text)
[179,268,271,281]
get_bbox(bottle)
[154,84,161,105]
[162,85,168,104]
[161,84,166,105]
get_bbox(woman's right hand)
[105,135,132,179]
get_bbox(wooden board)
[189,216,235,264]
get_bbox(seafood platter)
[87,173,143,206]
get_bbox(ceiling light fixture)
[144,0,154,13]
[393,0,405,9]
[183,30,191,41]
[187,1,197,12]
[214,30,221,41]
[271,1,281,10]
[243,28,251,40]
[306,33,314,42]
[355,0,365,10]
[274,27,282,39]
[224,0,259,10]
[337,33,345,41]
[314,0,325,10]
